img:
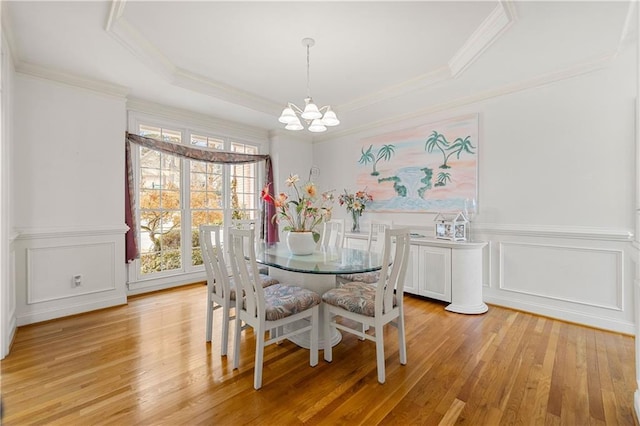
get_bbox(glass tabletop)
[255,243,384,275]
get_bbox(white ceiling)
[3,1,635,138]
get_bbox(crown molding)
[172,68,278,114]
[616,1,637,56]
[15,62,129,99]
[1,3,19,66]
[105,0,279,115]
[448,1,516,78]
[126,97,269,141]
[103,0,513,119]
[339,66,452,114]
[314,51,616,143]
[15,62,129,98]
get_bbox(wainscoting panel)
[478,225,634,334]
[498,242,623,311]
[26,242,116,304]
[13,226,127,326]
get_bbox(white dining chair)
[228,228,321,390]
[200,225,236,355]
[321,219,345,249]
[322,227,411,384]
[230,218,269,275]
[200,225,279,354]
[337,220,391,285]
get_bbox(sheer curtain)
[125,132,277,262]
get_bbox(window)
[132,123,261,279]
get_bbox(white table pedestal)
[445,243,488,314]
[267,268,342,349]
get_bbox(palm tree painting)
[424,131,450,168]
[356,113,478,213]
[435,172,451,187]
[443,136,475,166]
[360,144,396,176]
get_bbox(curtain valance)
[124,132,278,263]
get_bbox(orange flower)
[304,183,317,198]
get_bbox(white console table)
[344,232,488,314]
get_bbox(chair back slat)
[367,221,391,254]
[228,228,265,320]
[376,228,411,316]
[200,225,231,299]
[321,219,345,248]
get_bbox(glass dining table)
[254,242,384,348]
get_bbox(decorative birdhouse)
[433,212,469,241]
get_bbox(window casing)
[129,117,264,284]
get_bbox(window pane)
[192,134,224,149]
[230,141,258,220]
[138,125,182,276]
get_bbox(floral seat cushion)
[337,271,380,284]
[322,282,396,317]
[260,284,321,321]
[225,274,279,300]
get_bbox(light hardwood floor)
[1,283,637,425]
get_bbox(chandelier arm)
[288,103,304,115]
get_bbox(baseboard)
[15,295,127,326]
[484,295,635,335]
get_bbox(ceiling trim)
[1,3,19,66]
[339,66,452,113]
[314,51,616,143]
[448,0,517,78]
[15,62,130,99]
[104,0,511,118]
[105,0,280,115]
[615,1,638,56]
[126,97,269,141]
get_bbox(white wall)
[11,75,128,325]
[315,44,637,334]
[1,19,17,359]
[268,130,314,241]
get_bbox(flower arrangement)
[338,189,373,214]
[261,174,334,242]
[338,188,373,232]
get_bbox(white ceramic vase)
[286,231,316,256]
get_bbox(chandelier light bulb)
[285,118,304,131]
[308,119,327,133]
[278,106,297,124]
[321,108,340,126]
[301,98,322,120]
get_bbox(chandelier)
[278,38,340,133]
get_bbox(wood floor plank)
[1,284,637,425]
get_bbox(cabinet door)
[417,246,452,302]
[402,244,420,295]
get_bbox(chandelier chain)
[306,42,311,98]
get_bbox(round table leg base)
[445,303,488,315]
[283,322,342,349]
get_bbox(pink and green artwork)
[356,114,478,212]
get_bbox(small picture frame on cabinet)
[434,212,468,241]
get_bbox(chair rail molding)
[474,223,633,241]
[14,224,129,240]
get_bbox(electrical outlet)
[72,274,82,287]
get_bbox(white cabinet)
[345,232,487,314]
[405,244,451,302]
